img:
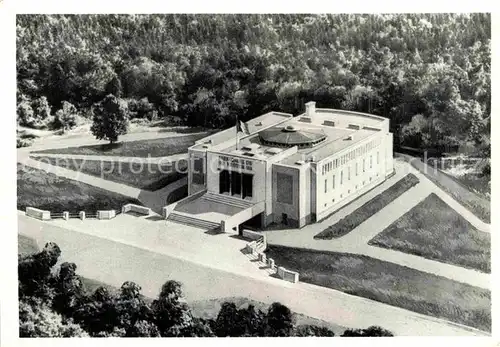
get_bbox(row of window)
[219,155,253,171]
[321,137,382,175]
[323,152,380,193]
[323,173,380,207]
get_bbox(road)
[18,215,488,336]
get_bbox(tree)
[151,280,196,336]
[90,94,129,144]
[73,286,120,336]
[17,95,35,127]
[52,101,77,132]
[264,302,294,337]
[341,325,394,337]
[31,96,52,128]
[214,302,242,336]
[19,299,88,337]
[52,262,85,318]
[105,75,123,98]
[18,242,61,301]
[294,324,336,337]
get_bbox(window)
[332,174,335,189]
[377,151,380,164]
[192,158,205,185]
[348,166,351,180]
[324,179,327,193]
[370,155,373,168]
[277,173,293,204]
[356,162,358,176]
[340,170,343,185]
[363,159,365,172]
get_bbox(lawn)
[369,193,490,273]
[265,245,491,332]
[17,163,142,213]
[409,157,490,223]
[33,157,187,191]
[314,173,420,240]
[32,132,210,158]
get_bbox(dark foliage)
[16,14,490,156]
[341,325,394,336]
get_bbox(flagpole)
[236,114,239,150]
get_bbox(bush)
[17,137,34,148]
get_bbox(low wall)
[97,210,116,220]
[122,204,151,216]
[245,241,257,254]
[241,229,266,243]
[277,266,299,283]
[25,207,51,221]
[163,189,207,219]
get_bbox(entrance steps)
[167,211,220,232]
[202,192,254,209]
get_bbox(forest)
[16,14,491,155]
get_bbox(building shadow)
[124,211,145,217]
[204,228,223,235]
[229,235,248,241]
[146,215,164,221]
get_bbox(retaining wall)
[97,210,116,220]
[122,204,151,216]
[277,266,299,283]
[242,229,267,243]
[25,207,51,221]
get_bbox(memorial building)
[179,102,394,230]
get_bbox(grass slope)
[315,173,420,239]
[17,163,142,212]
[33,157,187,192]
[409,158,490,223]
[32,133,209,158]
[265,245,491,332]
[368,193,490,273]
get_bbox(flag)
[237,120,250,135]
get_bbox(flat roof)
[192,106,385,164]
[278,127,376,165]
[190,111,292,151]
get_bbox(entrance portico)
[219,170,253,199]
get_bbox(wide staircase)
[167,211,221,232]
[201,192,254,209]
